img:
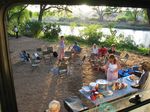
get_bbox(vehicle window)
[7,4,150,112]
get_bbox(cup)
[90,94,96,101]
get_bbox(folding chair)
[47,47,53,53]
[31,58,40,71]
[36,48,43,57]
[120,53,129,65]
[58,62,69,75]
[36,48,42,52]
[64,51,72,61]
[139,72,150,91]
[80,55,86,65]
[42,50,52,64]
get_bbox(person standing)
[58,36,65,61]
[14,26,18,39]
[102,54,121,81]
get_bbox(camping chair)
[36,48,42,52]
[139,72,150,91]
[42,50,52,64]
[31,58,40,71]
[80,55,86,65]
[64,51,72,61]
[119,53,129,65]
[58,62,69,75]
[47,46,53,53]
[36,48,42,57]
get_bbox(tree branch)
[7,5,28,22]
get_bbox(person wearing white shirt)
[90,43,98,60]
[14,26,18,39]
[91,43,98,55]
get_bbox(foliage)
[22,20,43,37]
[42,23,61,40]
[70,22,77,33]
[65,35,86,45]
[138,47,149,54]
[80,24,103,45]
[7,5,31,36]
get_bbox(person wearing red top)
[98,46,108,57]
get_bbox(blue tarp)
[118,68,134,77]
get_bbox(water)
[59,25,150,48]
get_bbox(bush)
[65,35,86,45]
[22,20,43,38]
[42,23,61,40]
[80,24,103,45]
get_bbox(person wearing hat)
[108,44,116,55]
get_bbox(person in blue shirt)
[71,41,81,53]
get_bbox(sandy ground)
[9,36,150,112]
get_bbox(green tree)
[146,8,150,24]
[70,22,77,34]
[93,6,119,21]
[38,5,72,22]
[80,24,102,45]
[7,5,31,36]
[7,5,29,25]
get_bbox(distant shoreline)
[54,21,150,31]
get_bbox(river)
[59,25,150,48]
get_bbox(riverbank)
[54,21,150,31]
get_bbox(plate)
[96,79,108,84]
[126,76,133,82]
[89,82,97,87]
[102,90,113,96]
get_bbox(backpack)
[53,51,58,57]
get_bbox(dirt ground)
[9,36,150,112]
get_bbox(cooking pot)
[96,79,108,91]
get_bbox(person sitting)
[71,41,81,56]
[98,45,108,57]
[45,100,61,112]
[91,43,98,55]
[90,43,98,60]
[19,50,30,62]
[108,44,116,55]
[102,54,121,81]
[131,61,150,89]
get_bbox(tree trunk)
[38,10,43,22]
[146,8,150,24]
[99,14,104,22]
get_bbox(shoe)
[129,94,141,104]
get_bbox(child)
[58,36,65,61]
